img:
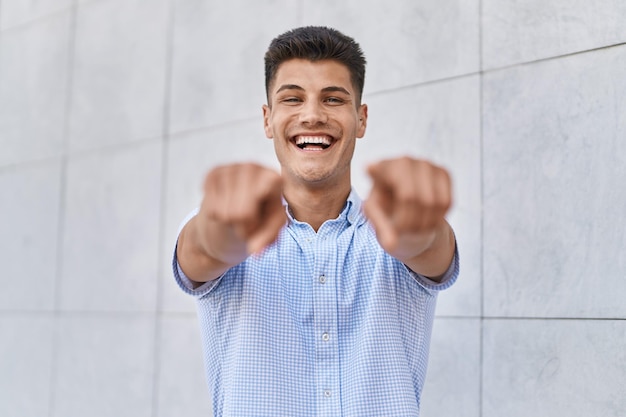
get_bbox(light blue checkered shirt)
[174,190,459,417]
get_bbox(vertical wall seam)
[151,0,176,415]
[49,1,78,416]
[478,0,485,416]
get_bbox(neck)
[284,182,351,232]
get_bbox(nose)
[299,100,328,125]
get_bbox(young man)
[174,26,459,416]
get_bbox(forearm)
[176,216,232,283]
[403,221,456,282]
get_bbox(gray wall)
[1,1,625,416]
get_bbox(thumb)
[246,201,287,254]
[363,191,398,252]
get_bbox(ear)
[356,104,368,138]
[262,104,273,139]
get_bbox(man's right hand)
[177,163,286,283]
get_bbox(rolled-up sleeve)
[171,208,223,298]
[408,242,460,292]
[172,242,223,297]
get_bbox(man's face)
[263,59,368,189]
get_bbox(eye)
[324,97,345,105]
[280,96,302,105]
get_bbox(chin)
[290,168,331,185]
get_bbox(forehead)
[270,59,353,94]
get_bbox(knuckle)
[396,188,415,204]
[420,189,437,206]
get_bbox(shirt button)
[324,389,332,397]
[319,274,326,284]
[322,332,330,342]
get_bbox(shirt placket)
[312,225,341,416]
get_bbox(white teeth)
[295,136,331,146]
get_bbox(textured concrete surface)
[1,1,624,416]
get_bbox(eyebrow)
[275,84,304,94]
[275,84,352,96]
[322,86,351,96]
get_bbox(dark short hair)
[264,26,367,105]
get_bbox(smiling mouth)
[294,135,333,150]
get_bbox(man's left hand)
[363,157,454,277]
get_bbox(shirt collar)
[283,188,365,227]
[345,188,364,226]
